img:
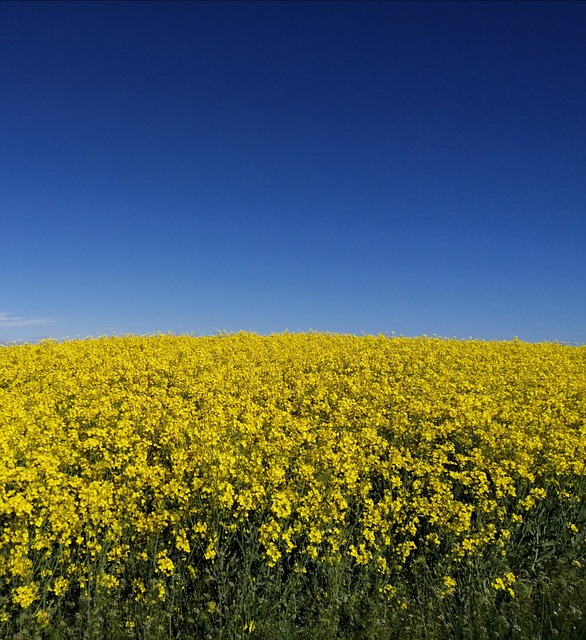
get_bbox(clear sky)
[1,1,585,344]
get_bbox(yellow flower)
[51,576,69,597]
[154,580,166,602]
[98,573,120,590]
[133,578,146,601]
[492,572,516,597]
[156,550,175,576]
[12,583,39,609]
[439,575,457,597]
[379,583,397,599]
[35,610,50,628]
[204,543,217,561]
[175,528,191,553]
[207,600,217,613]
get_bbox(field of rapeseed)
[1,332,585,639]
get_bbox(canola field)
[1,332,585,639]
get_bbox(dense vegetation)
[1,333,585,638]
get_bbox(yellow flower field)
[1,332,585,638]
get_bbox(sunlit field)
[1,333,585,639]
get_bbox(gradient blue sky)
[2,1,585,344]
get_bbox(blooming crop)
[0,332,585,627]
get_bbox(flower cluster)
[0,332,584,623]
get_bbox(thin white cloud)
[0,312,54,328]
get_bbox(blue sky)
[1,1,585,344]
